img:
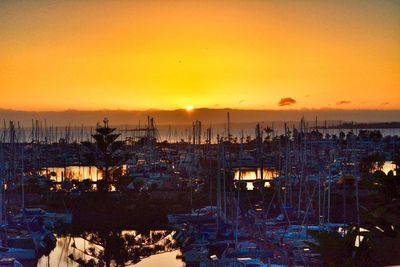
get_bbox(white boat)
[168,206,218,224]
[21,208,72,225]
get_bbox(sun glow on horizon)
[186,105,194,112]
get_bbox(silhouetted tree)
[82,118,126,191]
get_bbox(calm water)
[31,234,183,267]
[383,161,397,175]
[41,165,127,182]
[41,166,103,182]
[234,168,276,190]
[19,236,97,267]
[233,162,397,190]
[7,125,400,144]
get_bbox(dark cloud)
[381,102,389,105]
[336,100,351,105]
[238,99,245,104]
[278,97,296,106]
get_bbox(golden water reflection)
[234,168,277,190]
[41,166,103,182]
[37,236,100,267]
[382,161,397,175]
[36,230,180,267]
[41,165,127,182]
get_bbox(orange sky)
[1,1,399,111]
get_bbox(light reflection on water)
[41,236,99,266]
[234,168,277,180]
[31,232,182,267]
[41,166,102,182]
[382,161,397,175]
[19,236,98,267]
[41,165,127,182]
[234,168,277,190]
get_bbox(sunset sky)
[1,1,399,111]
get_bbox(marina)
[0,116,399,266]
[1,1,400,265]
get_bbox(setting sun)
[0,2,399,265]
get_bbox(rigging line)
[264,186,277,220]
[301,182,318,227]
[244,189,263,237]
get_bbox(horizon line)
[1,107,400,113]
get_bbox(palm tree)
[306,226,362,267]
[308,169,400,266]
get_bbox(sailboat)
[0,125,55,261]
[0,130,37,262]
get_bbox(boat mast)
[216,135,222,231]
[283,123,289,207]
[298,117,305,218]
[235,131,244,245]
[222,144,227,224]
[227,112,231,143]
[327,163,331,224]
[21,144,25,210]
[352,124,360,226]
[256,123,263,180]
